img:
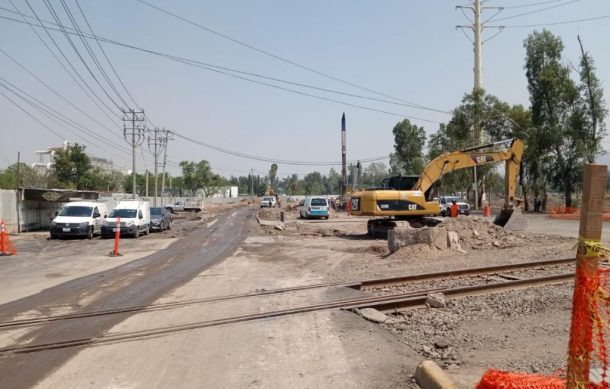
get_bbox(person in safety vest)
[450,200,459,218]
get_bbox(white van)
[299,197,330,220]
[50,201,108,239]
[101,200,150,239]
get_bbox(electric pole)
[147,127,167,207]
[122,109,145,199]
[160,129,174,206]
[456,0,504,209]
[341,113,347,199]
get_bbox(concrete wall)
[0,190,245,234]
[0,190,18,233]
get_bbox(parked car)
[439,196,470,216]
[150,207,172,232]
[260,196,277,208]
[50,201,108,239]
[101,200,151,238]
[165,200,203,213]
[299,197,330,219]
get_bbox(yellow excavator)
[349,138,524,236]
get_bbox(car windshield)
[263,197,274,201]
[311,198,327,206]
[150,208,163,216]
[109,209,137,218]
[444,197,460,202]
[58,206,92,217]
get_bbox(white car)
[260,196,277,208]
[50,201,108,239]
[299,197,330,219]
[439,196,470,216]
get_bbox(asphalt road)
[0,206,256,389]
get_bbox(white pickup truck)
[165,200,203,213]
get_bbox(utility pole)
[16,151,21,234]
[147,127,167,207]
[160,129,174,206]
[341,113,347,198]
[250,169,255,202]
[122,109,145,199]
[456,0,504,209]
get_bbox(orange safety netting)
[548,207,610,222]
[0,219,16,256]
[477,265,610,389]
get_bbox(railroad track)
[0,257,575,330]
[0,259,577,355]
[0,272,574,355]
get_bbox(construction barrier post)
[567,164,607,388]
[110,216,122,257]
[0,218,16,256]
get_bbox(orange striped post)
[0,219,16,256]
[567,164,607,388]
[110,217,122,257]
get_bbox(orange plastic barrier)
[477,267,609,388]
[110,217,122,257]
[0,219,16,256]
[548,207,610,221]
[476,369,566,388]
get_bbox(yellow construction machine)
[349,138,524,236]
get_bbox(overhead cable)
[133,0,437,111]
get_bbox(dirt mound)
[439,217,531,250]
[258,208,282,220]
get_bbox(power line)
[0,78,126,153]
[7,0,119,126]
[0,47,121,139]
[504,14,610,27]
[0,12,444,123]
[40,0,125,111]
[58,0,130,108]
[493,0,580,22]
[499,0,564,9]
[133,0,438,111]
[0,89,65,140]
[172,131,389,166]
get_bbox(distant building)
[31,140,115,173]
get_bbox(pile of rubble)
[388,217,545,254]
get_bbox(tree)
[51,144,92,189]
[389,119,426,175]
[360,162,388,188]
[0,163,49,189]
[179,160,228,197]
[80,167,124,192]
[524,30,585,207]
[576,35,607,163]
[302,172,324,195]
[268,163,278,194]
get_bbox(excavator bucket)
[494,207,526,230]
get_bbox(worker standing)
[450,200,459,218]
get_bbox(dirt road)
[0,207,255,388]
[2,205,605,388]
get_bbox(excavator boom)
[349,138,525,235]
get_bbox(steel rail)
[0,272,575,355]
[0,257,575,329]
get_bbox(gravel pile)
[439,217,564,250]
[383,284,573,374]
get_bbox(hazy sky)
[1,0,609,180]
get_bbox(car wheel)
[87,227,94,240]
[145,226,150,235]
[50,233,57,240]
[167,220,172,230]
[133,228,139,239]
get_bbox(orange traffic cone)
[0,219,16,256]
[483,206,490,217]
